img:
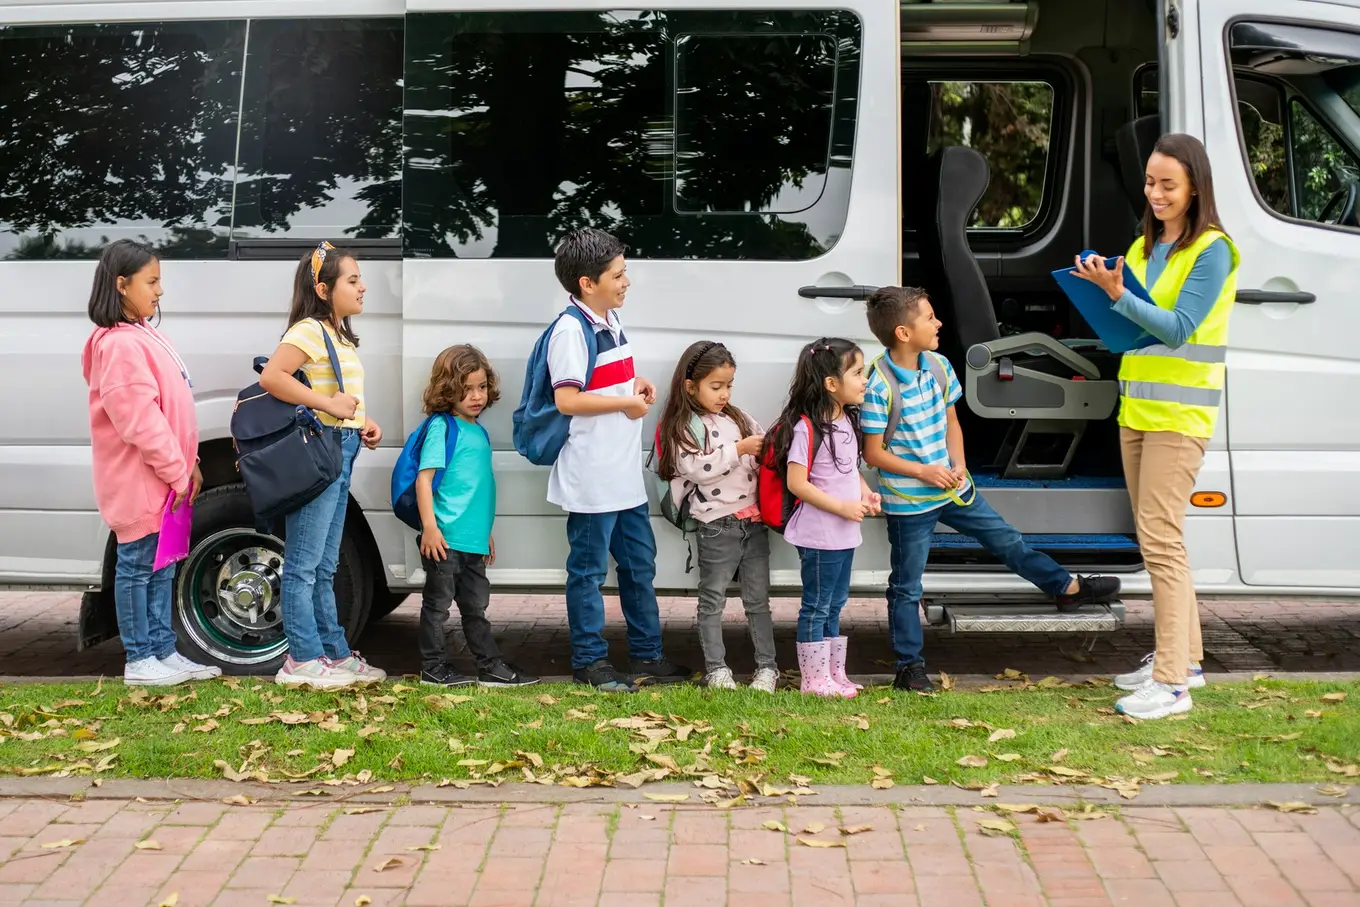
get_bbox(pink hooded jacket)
[81,323,199,544]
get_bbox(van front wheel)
[171,483,372,675]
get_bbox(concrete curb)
[1,778,1353,809]
[4,671,1360,687]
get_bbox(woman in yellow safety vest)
[1072,133,1238,721]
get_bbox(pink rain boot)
[796,641,839,697]
[828,636,860,698]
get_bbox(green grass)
[0,677,1356,791]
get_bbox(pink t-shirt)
[783,415,863,551]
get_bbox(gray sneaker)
[1114,653,1206,691]
[705,667,738,690]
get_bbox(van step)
[943,602,1125,633]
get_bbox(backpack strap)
[561,303,600,391]
[869,354,902,449]
[314,318,346,395]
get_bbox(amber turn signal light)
[1190,492,1227,508]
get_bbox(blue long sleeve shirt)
[1111,238,1232,348]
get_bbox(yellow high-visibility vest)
[1118,228,1240,439]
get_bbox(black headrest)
[1116,114,1162,217]
[932,146,990,237]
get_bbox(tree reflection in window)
[0,21,245,260]
[402,10,861,261]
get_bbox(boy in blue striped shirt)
[860,287,1119,693]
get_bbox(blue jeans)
[564,503,663,669]
[281,429,360,662]
[885,494,1071,668]
[795,547,855,643]
[114,533,177,664]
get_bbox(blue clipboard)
[1051,250,1158,354]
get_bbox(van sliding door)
[398,1,903,591]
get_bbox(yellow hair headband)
[310,240,336,286]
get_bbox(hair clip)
[310,240,335,285]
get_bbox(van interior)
[897,0,1163,574]
[912,0,1360,580]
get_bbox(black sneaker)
[478,659,539,688]
[893,661,936,693]
[421,664,476,687]
[628,657,694,685]
[572,660,639,693]
[1055,575,1121,613]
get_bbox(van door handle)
[1236,289,1316,304]
[798,285,879,300]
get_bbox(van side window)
[1228,22,1360,230]
[0,21,246,260]
[925,80,1056,229]
[232,18,404,241]
[401,10,861,260]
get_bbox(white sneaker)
[1115,680,1193,720]
[275,656,356,690]
[326,653,386,684]
[160,651,222,680]
[124,656,192,687]
[750,668,779,694]
[1113,653,1206,691]
[704,667,738,690]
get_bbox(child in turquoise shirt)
[415,345,536,688]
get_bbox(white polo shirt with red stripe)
[545,297,647,514]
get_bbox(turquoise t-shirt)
[418,415,495,556]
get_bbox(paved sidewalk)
[0,795,1357,906]
[1,592,1359,680]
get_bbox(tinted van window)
[0,21,246,260]
[232,18,404,242]
[402,9,861,260]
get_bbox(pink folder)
[154,491,194,572]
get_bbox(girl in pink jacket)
[81,240,219,687]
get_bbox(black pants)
[419,551,502,672]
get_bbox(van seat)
[914,146,1119,479]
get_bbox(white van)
[1,0,1357,672]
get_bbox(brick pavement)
[0,796,1356,906]
[0,591,1358,679]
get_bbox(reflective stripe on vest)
[1118,229,1240,439]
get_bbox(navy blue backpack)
[512,304,599,466]
[230,319,346,529]
[391,413,483,531]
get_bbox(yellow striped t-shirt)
[280,319,366,429]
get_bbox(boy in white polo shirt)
[545,228,692,692]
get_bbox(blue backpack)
[390,413,480,531]
[512,304,599,466]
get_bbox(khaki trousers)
[1120,427,1208,686]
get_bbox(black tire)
[170,483,373,675]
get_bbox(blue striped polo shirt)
[861,350,970,516]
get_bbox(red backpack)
[757,415,818,535]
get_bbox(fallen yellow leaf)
[741,858,766,865]
[988,729,1017,743]
[40,839,83,849]
[1051,748,1069,762]
[355,898,372,907]
[1266,801,1318,814]
[1321,692,1347,703]
[267,897,296,905]
[956,755,988,768]
[838,825,873,835]
[135,840,162,851]
[75,738,120,753]
[995,753,1023,763]
[158,894,179,907]
[796,837,846,848]
[976,819,1015,836]
[222,794,256,806]
[802,822,825,835]
[762,821,788,832]
[373,857,405,872]
[406,844,440,852]
[643,794,689,802]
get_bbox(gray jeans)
[695,516,776,673]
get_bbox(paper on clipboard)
[1051,250,1158,354]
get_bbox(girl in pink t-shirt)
[657,341,776,693]
[769,338,882,698]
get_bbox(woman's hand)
[325,392,359,421]
[1071,253,1127,301]
[361,417,382,450]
